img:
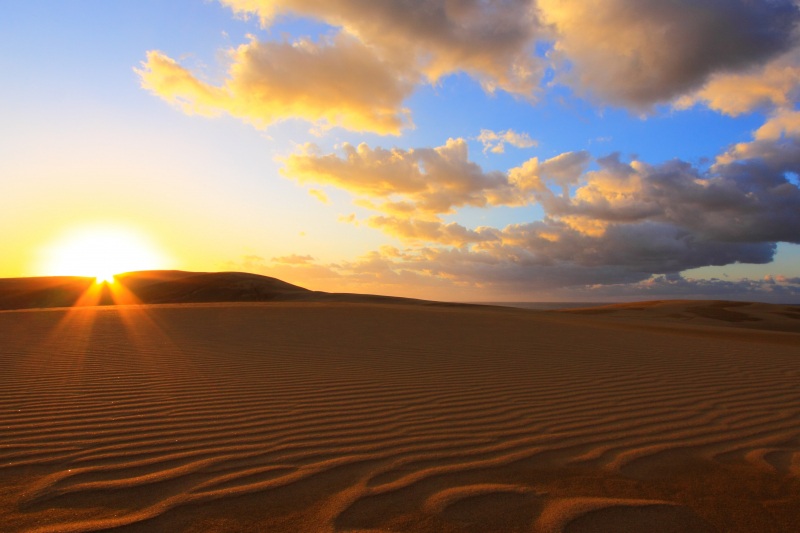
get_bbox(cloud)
[366,216,499,246]
[138,1,550,134]
[279,123,800,291]
[220,1,800,111]
[220,0,544,97]
[511,150,591,197]
[550,153,800,244]
[477,129,537,154]
[139,1,800,134]
[307,189,329,204]
[227,248,800,302]
[282,138,529,216]
[563,272,800,303]
[676,49,800,116]
[271,254,315,265]
[137,34,414,134]
[135,51,229,117]
[225,249,462,300]
[145,2,800,299]
[539,0,800,109]
[716,109,800,168]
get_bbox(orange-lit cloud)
[307,189,329,204]
[137,34,414,134]
[366,216,499,246]
[716,109,800,165]
[271,253,315,265]
[283,138,530,215]
[676,49,800,116]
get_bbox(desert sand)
[1,275,799,532]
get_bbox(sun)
[41,227,166,283]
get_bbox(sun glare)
[41,227,166,282]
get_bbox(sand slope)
[561,300,800,334]
[1,301,799,532]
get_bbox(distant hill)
[0,270,446,310]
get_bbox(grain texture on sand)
[1,302,798,532]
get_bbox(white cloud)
[477,129,537,154]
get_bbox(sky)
[2,0,800,303]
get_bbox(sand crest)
[1,301,799,532]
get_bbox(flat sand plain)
[1,301,798,532]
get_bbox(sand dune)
[0,271,441,311]
[1,294,799,531]
[561,299,800,334]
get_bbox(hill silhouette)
[0,270,440,310]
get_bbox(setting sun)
[40,227,167,282]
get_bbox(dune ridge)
[1,298,798,532]
[0,271,442,311]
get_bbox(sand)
[1,300,798,532]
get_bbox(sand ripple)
[1,302,798,532]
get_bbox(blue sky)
[3,1,800,302]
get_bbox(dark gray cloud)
[539,154,800,244]
[540,0,800,108]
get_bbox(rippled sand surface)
[1,302,798,532]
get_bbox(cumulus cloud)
[510,150,591,197]
[547,154,800,244]
[676,49,800,116]
[280,124,800,290]
[716,109,800,167]
[137,34,414,134]
[477,128,537,154]
[138,1,547,134]
[539,0,800,109]
[282,138,528,215]
[219,0,800,111]
[220,0,543,96]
